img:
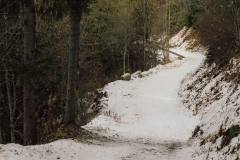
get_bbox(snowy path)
[0,49,204,160]
[83,49,204,159]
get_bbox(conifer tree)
[23,0,37,145]
[65,0,90,125]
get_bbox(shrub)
[205,48,213,63]
[230,124,239,135]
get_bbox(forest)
[0,0,240,147]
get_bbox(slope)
[179,57,240,160]
[0,28,205,159]
[0,49,204,160]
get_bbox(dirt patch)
[39,124,110,144]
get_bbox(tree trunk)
[124,2,130,73]
[127,49,130,72]
[166,5,170,63]
[65,2,81,125]
[0,111,2,143]
[12,73,17,131]
[232,0,240,45]
[163,2,170,64]
[0,126,2,144]
[143,0,146,70]
[123,37,127,74]
[5,68,15,143]
[23,0,37,145]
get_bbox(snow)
[0,27,207,159]
[0,48,205,160]
[170,27,206,53]
[179,57,240,159]
[169,27,189,47]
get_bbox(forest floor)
[0,48,205,160]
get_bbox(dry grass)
[39,124,110,144]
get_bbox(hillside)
[0,28,205,160]
[1,27,239,160]
[179,56,240,159]
[171,27,240,159]
[1,1,240,158]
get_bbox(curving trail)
[0,48,204,160]
[83,48,204,160]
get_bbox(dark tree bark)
[143,0,146,70]
[65,0,81,125]
[5,68,15,143]
[0,126,2,144]
[23,0,37,145]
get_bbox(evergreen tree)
[65,0,90,125]
[23,0,37,145]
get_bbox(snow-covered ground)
[83,48,204,159]
[0,27,208,159]
[179,58,240,160]
[0,48,205,160]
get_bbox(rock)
[77,88,108,126]
[97,91,103,99]
[94,89,105,104]
[141,71,149,77]
[103,92,108,98]
[121,73,131,81]
[132,70,142,78]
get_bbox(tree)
[64,0,90,125]
[0,16,23,143]
[197,0,234,63]
[1,0,39,145]
[114,0,136,74]
[5,68,14,143]
[231,0,240,47]
[142,0,147,70]
[0,0,94,144]
[23,0,37,145]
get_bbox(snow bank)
[170,26,189,47]
[0,26,207,160]
[179,58,240,159]
[170,27,206,53]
